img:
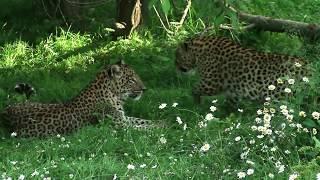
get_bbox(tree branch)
[228,6,320,41]
[153,5,174,34]
[219,23,256,31]
[176,0,192,30]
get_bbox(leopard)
[1,59,160,138]
[175,36,309,103]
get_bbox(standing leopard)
[2,60,159,138]
[175,36,309,103]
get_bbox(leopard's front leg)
[192,79,222,104]
[192,86,202,104]
[95,100,164,129]
[109,110,164,129]
[126,116,165,129]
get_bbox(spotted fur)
[2,60,159,138]
[175,36,308,102]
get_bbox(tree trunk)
[61,0,81,20]
[112,0,143,40]
[41,0,81,22]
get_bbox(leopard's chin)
[129,91,143,101]
[177,69,195,76]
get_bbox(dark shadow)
[0,0,116,46]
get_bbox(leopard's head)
[175,40,196,74]
[108,59,146,101]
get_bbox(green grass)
[1,0,320,179]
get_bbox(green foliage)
[161,0,171,16]
[313,137,320,148]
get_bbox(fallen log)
[230,7,320,41]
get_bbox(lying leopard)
[175,36,308,103]
[2,60,159,138]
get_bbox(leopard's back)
[175,36,309,101]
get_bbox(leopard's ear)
[116,59,125,65]
[108,64,121,79]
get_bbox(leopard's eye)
[129,79,136,84]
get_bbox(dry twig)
[176,0,192,30]
[153,5,174,34]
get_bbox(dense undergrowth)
[1,0,320,179]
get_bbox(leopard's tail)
[14,83,36,99]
